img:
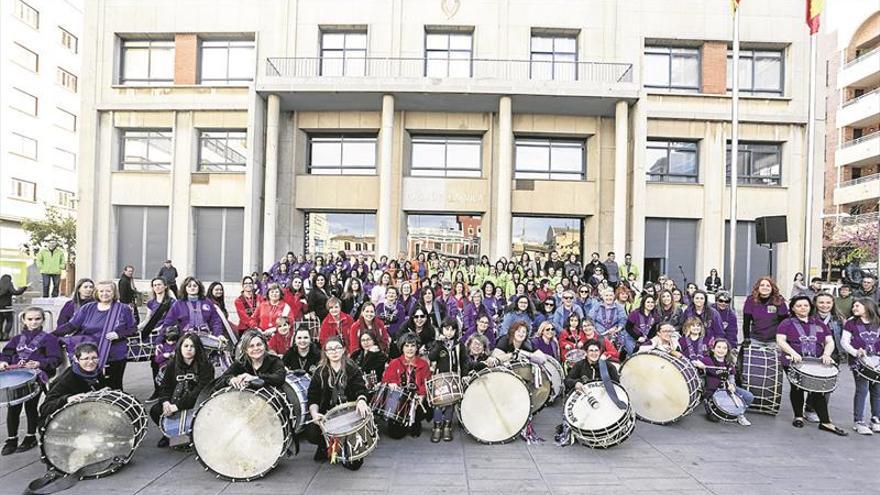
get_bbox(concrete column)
[628,98,647,285]
[169,111,193,275]
[376,94,395,257]
[613,101,628,257]
[493,96,513,259]
[242,90,266,275]
[262,94,280,268]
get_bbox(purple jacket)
[679,335,711,361]
[589,303,627,335]
[843,319,880,366]
[530,336,560,360]
[161,298,224,337]
[482,297,503,322]
[713,304,739,348]
[375,302,406,337]
[154,341,175,366]
[699,355,736,394]
[682,305,725,341]
[462,302,496,336]
[55,302,136,362]
[1,329,62,372]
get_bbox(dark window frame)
[646,139,699,183]
[644,45,701,92]
[726,141,783,186]
[727,49,784,96]
[514,136,586,181]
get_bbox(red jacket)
[282,288,305,321]
[234,292,264,332]
[586,333,620,362]
[559,329,588,360]
[318,312,355,349]
[250,300,292,332]
[382,355,431,396]
[268,330,294,356]
[348,319,390,356]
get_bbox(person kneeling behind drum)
[151,333,214,448]
[306,337,371,470]
[40,343,109,420]
[427,318,468,443]
[693,338,754,426]
[220,330,286,391]
[382,333,430,438]
[492,321,546,364]
[638,322,683,358]
[563,340,619,394]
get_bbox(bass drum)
[542,357,565,404]
[192,386,292,481]
[737,343,782,415]
[619,351,701,425]
[505,360,552,414]
[563,381,635,449]
[40,390,148,478]
[457,368,531,444]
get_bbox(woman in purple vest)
[161,277,223,340]
[840,297,880,435]
[743,277,789,345]
[56,278,95,327]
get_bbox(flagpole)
[729,6,740,295]
[804,32,818,278]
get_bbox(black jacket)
[219,354,286,389]
[40,368,110,419]
[156,359,214,410]
[282,344,321,374]
[563,359,619,393]
[307,361,369,414]
[118,275,137,305]
[351,347,387,385]
[428,339,468,377]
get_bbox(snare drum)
[196,333,232,374]
[705,389,748,422]
[40,389,148,478]
[370,383,416,426]
[619,351,701,425]
[456,368,531,444]
[855,355,880,384]
[564,349,587,373]
[564,381,635,449]
[0,369,41,407]
[506,360,552,414]
[737,343,783,415]
[283,372,312,432]
[426,372,464,407]
[321,402,379,462]
[787,358,839,393]
[192,386,292,481]
[126,330,159,362]
[160,409,195,438]
[542,357,565,404]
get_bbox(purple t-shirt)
[743,296,789,343]
[843,318,880,363]
[713,305,739,348]
[679,335,711,361]
[776,316,830,366]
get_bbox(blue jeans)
[735,386,755,408]
[433,406,454,422]
[621,332,637,355]
[852,370,880,423]
[42,274,60,297]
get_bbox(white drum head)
[565,382,630,431]
[863,355,880,368]
[192,390,285,480]
[794,360,838,378]
[543,358,565,402]
[620,353,691,424]
[459,371,530,443]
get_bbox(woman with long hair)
[656,289,683,330]
[381,333,431,439]
[0,275,28,340]
[693,338,754,426]
[704,269,722,294]
[350,330,388,393]
[742,277,789,345]
[206,281,236,343]
[840,298,880,435]
[679,316,710,365]
[682,290,725,341]
[624,294,657,355]
[499,295,534,341]
[162,277,224,337]
[415,286,446,329]
[349,302,390,356]
[401,307,436,354]
[282,327,321,374]
[307,273,331,322]
[235,276,263,334]
[220,329,286,390]
[56,278,95,328]
[341,277,367,320]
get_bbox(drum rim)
[571,408,636,449]
[0,370,41,407]
[543,357,566,403]
[563,383,632,434]
[320,401,379,462]
[620,351,701,425]
[457,368,531,445]
[426,372,464,407]
[505,360,553,414]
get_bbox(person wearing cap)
[156,260,179,298]
[712,291,739,349]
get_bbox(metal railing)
[840,130,880,149]
[839,173,880,189]
[842,87,880,108]
[265,57,634,84]
[837,211,880,226]
[843,45,880,69]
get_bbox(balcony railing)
[265,57,634,84]
[837,211,880,226]
[839,173,880,189]
[843,46,880,68]
[842,87,880,108]
[840,130,880,149]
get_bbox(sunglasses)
[717,299,730,303]
[413,314,426,319]
[563,296,573,300]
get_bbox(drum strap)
[791,319,820,357]
[598,359,626,410]
[97,303,123,371]
[24,457,126,495]
[16,332,48,363]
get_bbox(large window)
[320,31,367,76]
[121,40,174,85]
[410,135,481,177]
[56,189,75,209]
[56,67,77,92]
[530,34,577,81]
[54,148,76,170]
[11,43,38,72]
[199,40,255,84]
[515,137,585,180]
[726,142,782,186]
[513,216,582,260]
[425,31,472,78]
[120,129,172,171]
[407,214,481,261]
[305,212,376,257]
[59,27,78,53]
[55,107,77,131]
[646,139,698,183]
[308,134,376,175]
[644,46,700,92]
[116,206,169,274]
[9,178,36,202]
[10,87,38,116]
[198,130,247,172]
[644,218,699,289]
[9,132,37,160]
[14,1,39,29]
[727,49,783,96]
[724,220,777,296]
[194,207,244,281]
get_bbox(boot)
[17,435,37,452]
[1,438,18,456]
[156,437,169,448]
[442,420,453,442]
[431,422,442,443]
[409,421,421,438]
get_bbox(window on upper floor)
[57,67,77,92]
[60,27,78,54]
[411,135,481,177]
[644,46,700,92]
[726,142,782,186]
[10,87,38,116]
[120,40,174,85]
[646,139,699,183]
[200,40,255,85]
[320,30,367,76]
[14,0,39,30]
[54,148,76,171]
[307,134,377,175]
[9,178,37,202]
[425,30,472,78]
[11,43,39,72]
[119,129,172,171]
[530,33,577,81]
[727,49,783,96]
[514,137,585,180]
[56,189,75,209]
[198,130,247,172]
[9,132,38,160]
[55,107,77,132]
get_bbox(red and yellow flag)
[806,0,824,34]
[731,0,740,12]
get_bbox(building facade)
[76,0,824,295]
[822,8,879,277]
[0,0,83,285]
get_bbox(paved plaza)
[1,362,878,495]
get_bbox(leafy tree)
[21,205,76,264]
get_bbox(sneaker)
[854,423,873,435]
[871,417,880,433]
[804,411,820,423]
[736,416,751,426]
[1,439,17,456]
[16,435,37,452]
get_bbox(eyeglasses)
[325,346,344,352]
[579,290,589,294]
[78,356,99,362]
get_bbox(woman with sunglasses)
[712,291,739,349]
[415,287,446,329]
[401,309,436,355]
[533,297,558,335]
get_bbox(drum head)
[0,369,38,388]
[192,389,286,480]
[458,370,530,444]
[794,360,838,378]
[508,362,552,414]
[565,383,630,432]
[42,401,136,476]
[864,355,880,368]
[323,406,365,436]
[543,358,565,402]
[620,353,694,424]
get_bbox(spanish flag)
[806,0,824,34]
[731,0,740,12]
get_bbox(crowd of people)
[1,248,879,472]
